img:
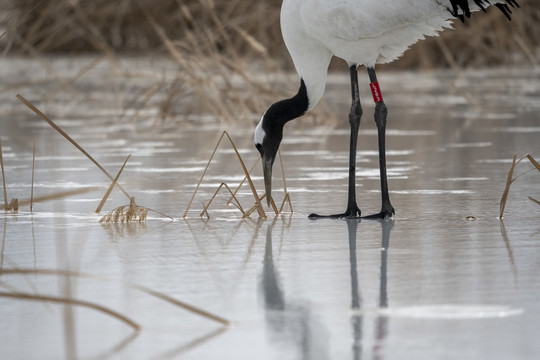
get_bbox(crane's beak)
[262,155,273,207]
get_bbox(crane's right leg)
[309,65,362,219]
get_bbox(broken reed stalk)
[183,131,265,219]
[0,138,7,210]
[16,94,131,200]
[0,291,140,331]
[0,268,230,326]
[31,136,36,211]
[96,154,131,213]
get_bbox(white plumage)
[255,0,519,219]
[281,0,507,110]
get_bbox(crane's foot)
[308,205,362,220]
[363,205,395,220]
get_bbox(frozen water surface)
[0,58,539,360]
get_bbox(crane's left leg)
[365,67,395,219]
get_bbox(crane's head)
[254,79,309,207]
[254,114,282,207]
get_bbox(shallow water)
[1,57,540,359]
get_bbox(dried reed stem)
[0,138,7,210]
[529,197,540,206]
[200,183,245,219]
[499,153,540,218]
[31,136,36,212]
[96,154,131,213]
[500,153,520,219]
[16,94,131,200]
[527,154,540,172]
[184,131,265,219]
[18,186,103,207]
[226,158,260,207]
[0,291,140,331]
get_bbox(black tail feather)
[496,3,513,21]
[449,1,520,21]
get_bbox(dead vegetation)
[3,0,538,68]
[1,1,538,125]
[499,154,540,218]
[4,94,173,222]
[183,131,292,219]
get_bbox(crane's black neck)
[264,79,309,129]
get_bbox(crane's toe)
[363,207,395,220]
[308,205,362,220]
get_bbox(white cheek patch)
[254,116,266,145]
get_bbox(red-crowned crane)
[254,0,519,219]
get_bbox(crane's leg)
[309,65,362,219]
[364,67,395,219]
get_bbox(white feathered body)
[281,0,505,110]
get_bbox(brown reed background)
[3,0,538,67]
[1,0,539,123]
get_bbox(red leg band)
[370,82,383,103]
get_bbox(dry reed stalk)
[17,186,103,207]
[529,197,540,206]
[96,154,131,213]
[229,150,293,216]
[200,183,245,219]
[226,158,260,207]
[277,150,293,213]
[527,154,540,171]
[499,153,540,218]
[0,268,230,326]
[30,136,36,211]
[0,138,7,210]
[121,82,163,124]
[0,291,140,331]
[500,154,520,219]
[183,131,265,219]
[16,94,132,199]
